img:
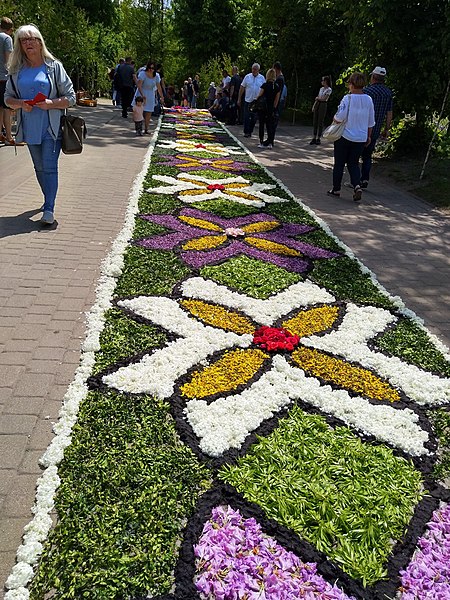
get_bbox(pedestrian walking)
[238,63,266,138]
[5,24,76,225]
[256,68,280,149]
[116,57,135,119]
[134,61,164,133]
[360,66,393,188]
[132,95,144,135]
[326,72,374,202]
[310,75,332,145]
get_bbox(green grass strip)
[376,317,450,376]
[92,308,167,376]
[30,390,210,600]
[219,405,424,586]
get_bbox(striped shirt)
[363,83,393,137]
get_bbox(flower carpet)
[6,108,450,600]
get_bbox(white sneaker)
[257,143,265,148]
[41,211,54,225]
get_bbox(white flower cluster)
[305,303,450,406]
[103,276,433,457]
[145,173,288,207]
[181,277,335,325]
[157,139,246,156]
[185,355,430,458]
[103,295,252,397]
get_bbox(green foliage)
[172,0,249,73]
[375,318,450,376]
[29,390,210,599]
[198,54,233,103]
[219,405,424,586]
[310,257,395,308]
[428,408,450,481]
[200,255,302,298]
[92,308,167,375]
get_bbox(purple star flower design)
[155,154,254,173]
[135,207,340,272]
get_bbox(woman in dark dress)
[255,68,280,149]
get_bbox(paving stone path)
[0,103,449,598]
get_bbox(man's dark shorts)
[0,80,12,109]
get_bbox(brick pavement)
[0,108,449,598]
[0,99,153,597]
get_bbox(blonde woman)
[5,24,75,225]
[255,68,280,149]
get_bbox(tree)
[172,0,249,73]
[342,0,450,129]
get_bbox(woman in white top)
[327,72,375,202]
[310,75,332,144]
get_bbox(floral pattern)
[136,207,340,271]
[7,107,450,600]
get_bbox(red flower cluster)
[253,326,300,352]
[207,183,226,191]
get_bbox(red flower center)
[207,184,226,191]
[195,143,207,148]
[253,326,300,352]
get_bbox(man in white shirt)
[238,63,265,137]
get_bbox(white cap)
[372,66,387,76]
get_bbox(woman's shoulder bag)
[322,94,351,143]
[61,112,87,155]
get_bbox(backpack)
[280,83,287,102]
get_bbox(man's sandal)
[327,189,340,197]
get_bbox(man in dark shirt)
[360,66,393,188]
[117,57,135,119]
[273,61,285,135]
[228,66,242,125]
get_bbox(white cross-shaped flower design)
[102,278,450,458]
[157,139,246,156]
[145,173,288,207]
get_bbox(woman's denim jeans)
[27,133,62,213]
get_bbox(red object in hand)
[24,92,48,106]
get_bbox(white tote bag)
[322,95,351,142]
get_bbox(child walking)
[132,96,144,135]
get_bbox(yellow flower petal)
[246,237,301,256]
[242,221,279,234]
[283,306,340,338]
[292,346,400,402]
[179,215,223,231]
[182,235,227,251]
[180,299,255,334]
[181,348,269,399]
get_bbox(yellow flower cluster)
[179,215,223,231]
[181,348,269,398]
[242,221,279,234]
[181,300,255,334]
[182,236,226,251]
[283,306,340,339]
[291,346,401,402]
[246,237,301,257]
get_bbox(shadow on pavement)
[0,208,58,238]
